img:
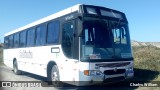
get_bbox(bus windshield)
[81,18,132,60]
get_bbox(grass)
[132,45,160,81]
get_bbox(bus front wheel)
[13,61,21,75]
[48,65,61,87]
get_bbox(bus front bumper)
[79,70,134,86]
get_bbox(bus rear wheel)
[13,61,21,75]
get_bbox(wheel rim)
[52,72,58,81]
[51,66,59,85]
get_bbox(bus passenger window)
[14,33,19,48]
[4,37,9,49]
[20,31,26,47]
[35,25,47,46]
[8,35,13,48]
[47,21,60,44]
[27,28,35,47]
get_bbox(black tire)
[48,65,62,87]
[13,61,21,75]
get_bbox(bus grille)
[104,69,125,75]
[103,76,125,83]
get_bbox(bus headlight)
[84,70,103,76]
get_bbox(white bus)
[4,4,134,86]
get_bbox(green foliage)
[132,45,160,81]
[132,45,160,71]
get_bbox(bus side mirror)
[78,16,82,21]
[78,31,83,37]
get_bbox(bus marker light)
[84,70,89,76]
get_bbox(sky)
[0,0,160,43]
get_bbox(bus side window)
[35,25,47,46]
[47,21,60,44]
[4,37,9,49]
[20,30,27,47]
[13,33,19,48]
[8,35,14,48]
[27,28,35,47]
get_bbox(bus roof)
[5,4,81,36]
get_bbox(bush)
[132,45,160,71]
